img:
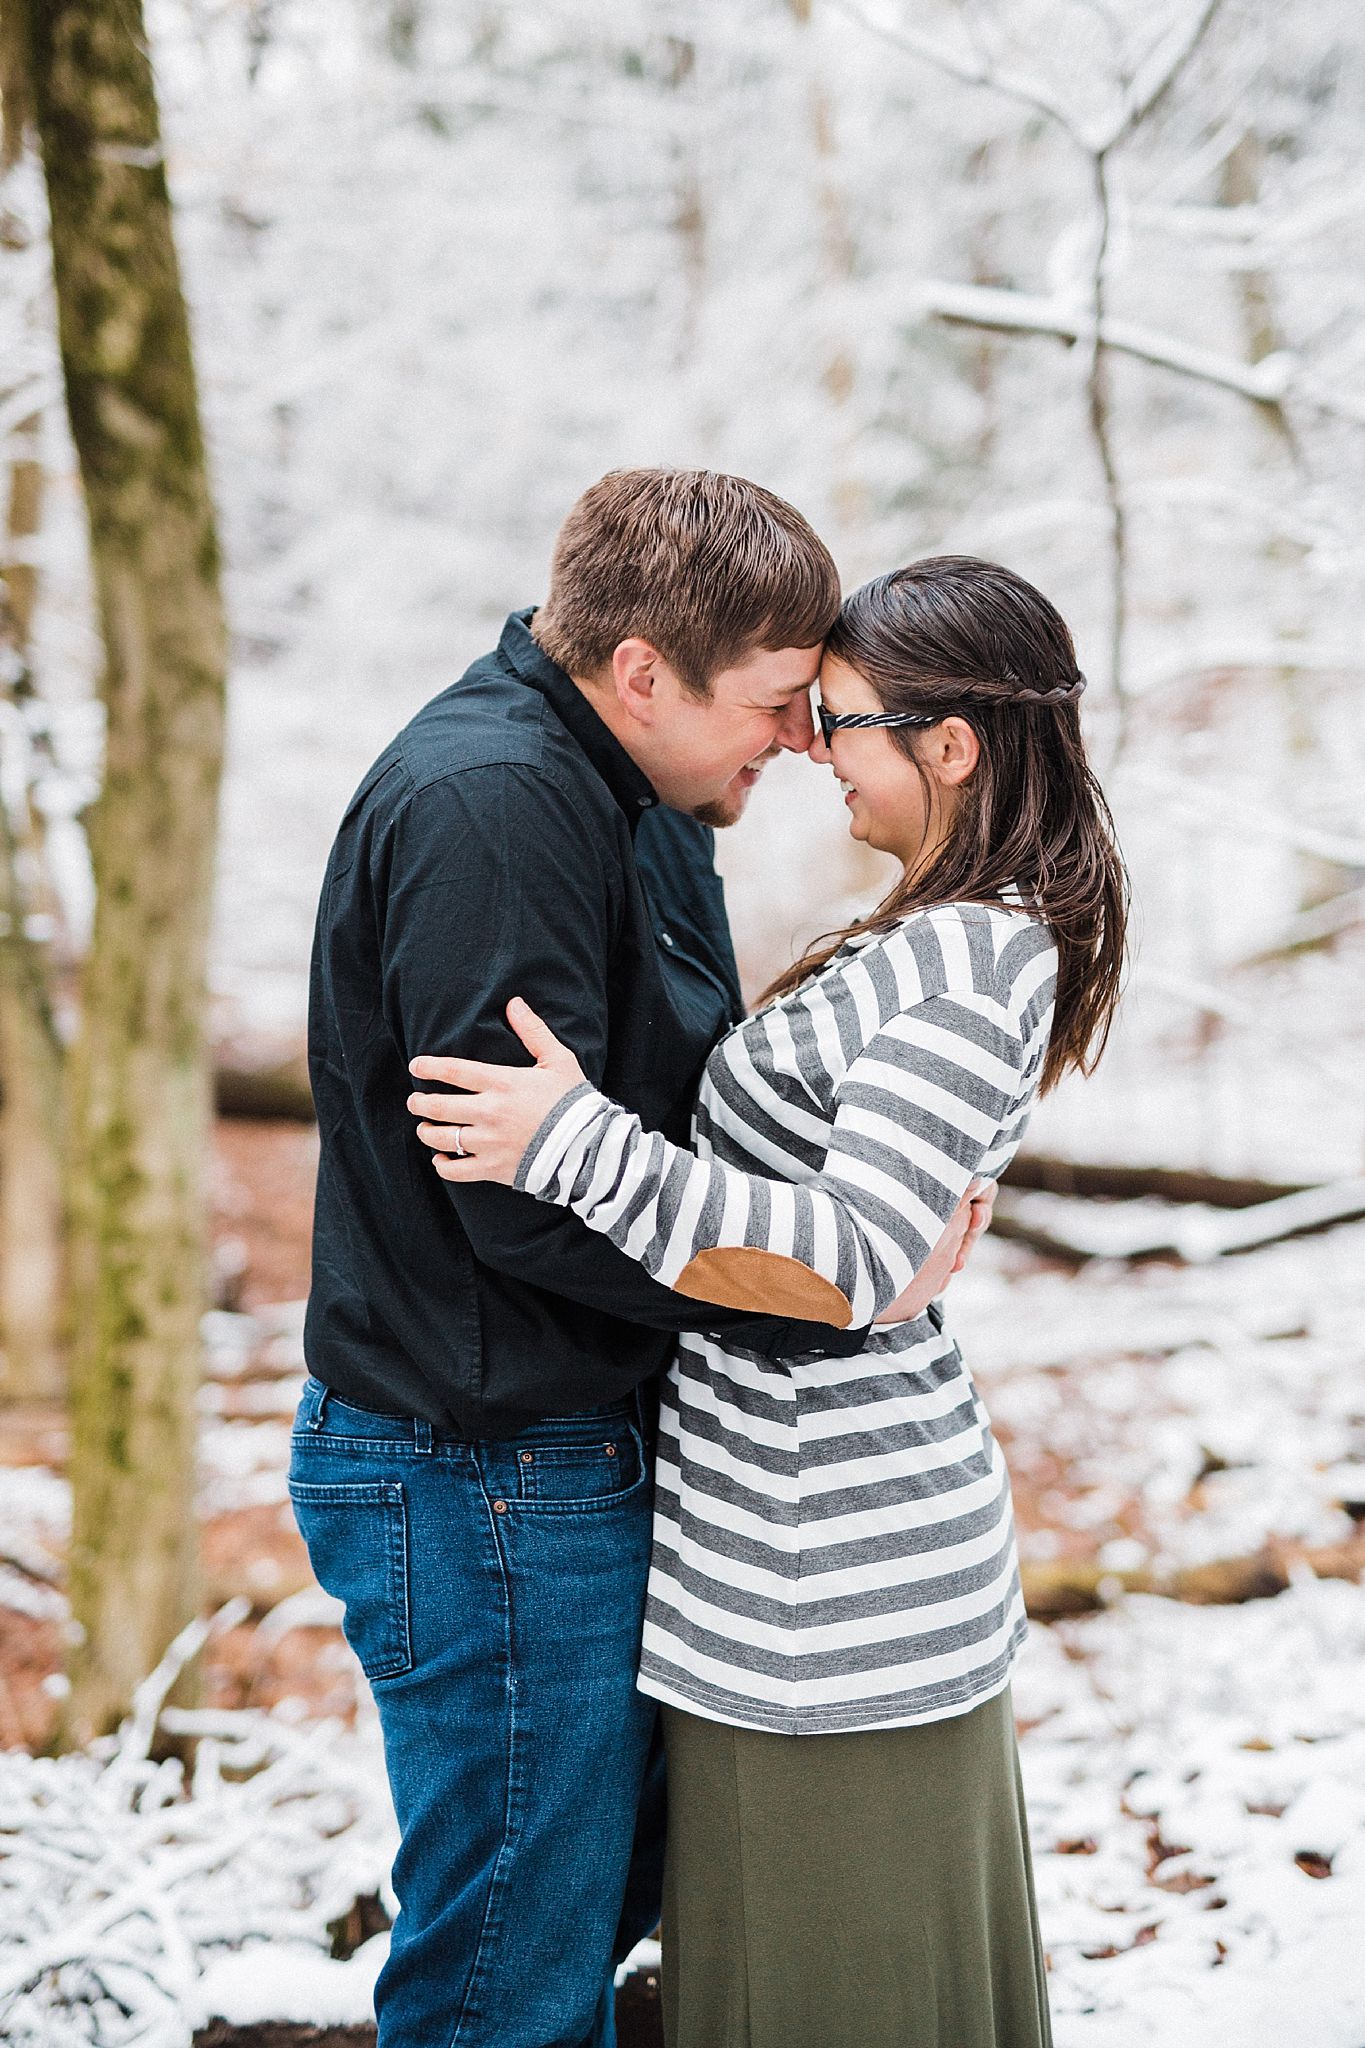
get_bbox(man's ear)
[610,638,664,725]
[933,715,980,788]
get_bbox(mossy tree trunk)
[22,0,228,1743]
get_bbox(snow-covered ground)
[1,1220,1362,2042]
[1025,1578,1365,2047]
[952,1218,1365,1574]
[1,1583,1362,2045]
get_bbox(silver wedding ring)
[453,1128,467,1159]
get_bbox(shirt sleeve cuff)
[515,1081,611,1198]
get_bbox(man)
[292,469,980,2047]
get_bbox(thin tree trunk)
[1,383,68,1401]
[2,418,42,648]
[784,0,865,538]
[1217,133,1335,948]
[0,815,67,1401]
[1,26,67,1401]
[23,0,228,1743]
[662,31,705,365]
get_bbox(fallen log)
[191,1969,665,2048]
[213,1056,314,1123]
[1000,1156,1306,1208]
[196,1069,1365,1264]
[1022,1531,1365,1620]
[994,1177,1365,1264]
[200,1088,1346,1231]
[193,2031,373,2048]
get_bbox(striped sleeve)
[516,991,1027,1328]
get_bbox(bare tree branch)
[1106,0,1225,150]
[825,0,1235,747]
[822,0,1087,145]
[826,0,1225,153]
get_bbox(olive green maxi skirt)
[660,1686,1052,2048]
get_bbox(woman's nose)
[808,724,831,765]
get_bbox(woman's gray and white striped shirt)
[518,901,1057,1735]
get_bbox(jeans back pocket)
[288,1478,413,1680]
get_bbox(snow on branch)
[1122,765,1365,867]
[1133,183,1365,253]
[909,279,1365,427]
[0,375,59,446]
[1133,967,1360,1097]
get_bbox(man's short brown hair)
[533,468,840,697]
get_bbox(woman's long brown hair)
[762,556,1129,1095]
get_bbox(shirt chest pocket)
[656,929,734,1057]
[624,932,737,1137]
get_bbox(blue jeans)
[288,1377,663,2048]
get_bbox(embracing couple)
[291,468,1127,2048]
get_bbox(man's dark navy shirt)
[305,610,856,1438]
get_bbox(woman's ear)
[932,715,980,788]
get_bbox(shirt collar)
[497,609,659,826]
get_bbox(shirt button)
[659,931,675,948]
[637,795,651,809]
[493,1499,509,1514]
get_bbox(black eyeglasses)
[816,703,940,746]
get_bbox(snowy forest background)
[2,1,1364,2044]
[7,0,1363,1176]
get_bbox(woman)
[406,556,1127,2048]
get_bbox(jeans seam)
[289,1434,418,1458]
[385,1483,413,1676]
[449,1467,524,2047]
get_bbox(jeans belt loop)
[413,1418,434,1455]
[306,1384,330,1432]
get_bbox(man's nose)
[777,692,816,752]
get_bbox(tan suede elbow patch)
[672,1247,854,1328]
